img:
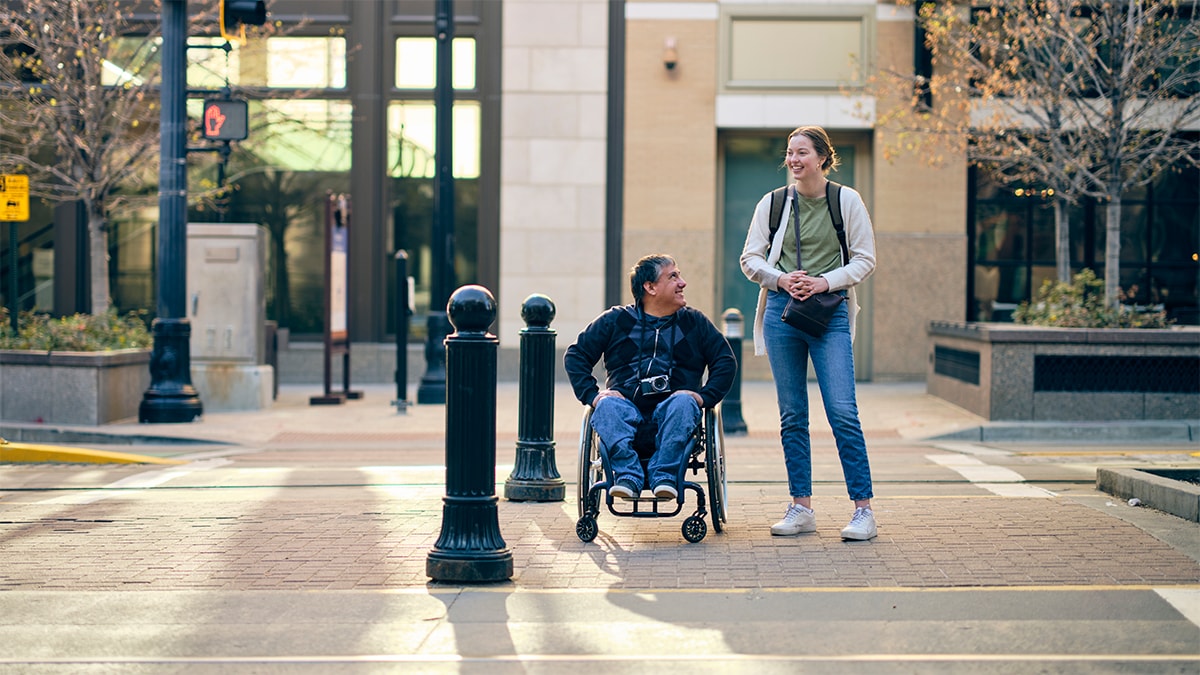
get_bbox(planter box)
[927,322,1200,421]
[0,349,151,425]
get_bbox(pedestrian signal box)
[202,99,249,141]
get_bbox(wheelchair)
[575,404,727,543]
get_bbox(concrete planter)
[926,321,1200,421]
[0,349,151,425]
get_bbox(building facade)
[4,0,1196,383]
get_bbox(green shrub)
[1013,269,1173,329]
[0,309,152,351]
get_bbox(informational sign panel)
[310,192,361,404]
[329,202,348,338]
[0,174,30,222]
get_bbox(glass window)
[1120,204,1148,262]
[101,37,162,88]
[1029,203,1056,262]
[386,101,480,179]
[385,100,481,335]
[177,36,347,89]
[266,37,347,88]
[969,162,1199,324]
[395,37,476,90]
[186,37,238,89]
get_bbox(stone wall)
[0,350,151,425]
[927,322,1200,421]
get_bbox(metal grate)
[1034,355,1200,393]
[934,346,981,385]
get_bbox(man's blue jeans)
[763,290,873,501]
[590,393,701,491]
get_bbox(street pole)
[417,0,455,405]
[140,0,202,423]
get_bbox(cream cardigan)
[739,184,877,356]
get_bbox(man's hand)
[591,389,626,407]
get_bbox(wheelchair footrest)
[601,481,705,519]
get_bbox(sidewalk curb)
[0,438,187,465]
[0,424,225,447]
[929,420,1200,443]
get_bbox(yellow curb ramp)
[0,438,186,465]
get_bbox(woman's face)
[785,133,825,184]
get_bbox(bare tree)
[0,0,272,315]
[873,0,1200,305]
[0,0,168,314]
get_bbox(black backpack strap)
[825,180,848,265]
[769,181,848,264]
[766,186,789,254]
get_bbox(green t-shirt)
[775,192,842,277]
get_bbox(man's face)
[644,263,687,315]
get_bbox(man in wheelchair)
[565,254,737,501]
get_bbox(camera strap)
[634,308,677,383]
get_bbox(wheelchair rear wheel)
[705,407,728,532]
[577,408,604,520]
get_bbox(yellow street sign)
[0,174,30,222]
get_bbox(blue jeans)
[763,290,873,501]
[590,393,701,490]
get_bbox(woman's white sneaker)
[770,504,816,536]
[840,507,877,540]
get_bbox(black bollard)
[392,250,410,413]
[426,285,513,583]
[721,308,748,435]
[504,294,565,502]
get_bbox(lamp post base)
[139,318,202,424]
[417,311,452,404]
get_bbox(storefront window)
[970,165,1199,324]
[387,32,480,340]
[395,37,475,90]
[387,101,480,330]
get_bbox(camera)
[639,374,671,395]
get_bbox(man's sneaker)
[770,504,816,536]
[609,479,641,500]
[652,484,678,501]
[840,507,877,540]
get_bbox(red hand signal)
[205,104,227,135]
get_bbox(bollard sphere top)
[448,285,497,334]
[521,294,556,328]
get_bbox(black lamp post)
[140,0,202,424]
[417,0,455,405]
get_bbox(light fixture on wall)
[663,37,678,70]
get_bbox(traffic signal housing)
[222,0,268,31]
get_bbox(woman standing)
[739,126,878,540]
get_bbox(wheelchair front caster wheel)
[576,516,598,542]
[682,516,707,543]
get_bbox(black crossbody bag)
[778,182,849,338]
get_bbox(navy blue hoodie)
[564,305,737,415]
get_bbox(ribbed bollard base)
[504,478,566,502]
[426,551,514,583]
